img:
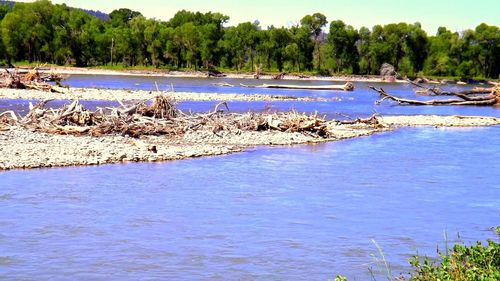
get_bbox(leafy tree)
[66,8,98,66]
[301,13,327,71]
[423,27,458,76]
[284,43,300,72]
[143,20,167,67]
[356,26,372,74]
[0,0,497,78]
[474,23,500,78]
[404,23,428,74]
[367,25,393,74]
[290,25,314,71]
[164,26,182,68]
[109,8,142,27]
[269,27,292,72]
[178,22,200,69]
[327,20,359,73]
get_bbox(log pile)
[272,72,286,80]
[0,95,384,139]
[0,68,62,92]
[370,85,500,106]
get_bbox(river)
[1,76,499,280]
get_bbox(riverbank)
[14,66,396,83]
[0,88,336,102]
[1,115,499,170]
[0,123,377,170]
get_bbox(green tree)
[284,43,300,72]
[290,25,314,71]
[109,8,142,27]
[178,22,200,69]
[423,27,458,76]
[270,27,292,72]
[356,26,372,74]
[404,22,428,74]
[164,26,182,68]
[473,23,500,78]
[327,20,359,73]
[300,13,327,71]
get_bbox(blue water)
[60,75,500,117]
[3,75,500,118]
[1,76,500,280]
[1,127,499,280]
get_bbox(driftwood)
[207,70,226,78]
[212,82,234,87]
[0,68,63,92]
[337,113,384,127]
[0,95,384,139]
[369,86,500,106]
[272,72,286,80]
[406,78,491,96]
[240,82,354,91]
[0,111,18,131]
[254,64,262,79]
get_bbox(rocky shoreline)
[0,88,337,102]
[1,115,499,171]
[0,124,373,170]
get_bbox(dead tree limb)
[369,86,499,106]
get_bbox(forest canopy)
[0,0,499,79]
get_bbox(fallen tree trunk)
[369,86,500,106]
[241,82,354,91]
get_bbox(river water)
[1,76,499,280]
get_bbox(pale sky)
[20,0,500,34]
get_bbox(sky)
[20,0,500,34]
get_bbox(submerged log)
[240,82,354,91]
[369,86,500,106]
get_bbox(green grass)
[408,239,500,280]
[335,227,500,280]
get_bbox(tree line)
[0,0,499,79]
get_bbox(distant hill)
[80,8,110,21]
[0,0,14,8]
[0,0,109,21]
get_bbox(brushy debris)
[0,95,385,138]
[0,68,63,92]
